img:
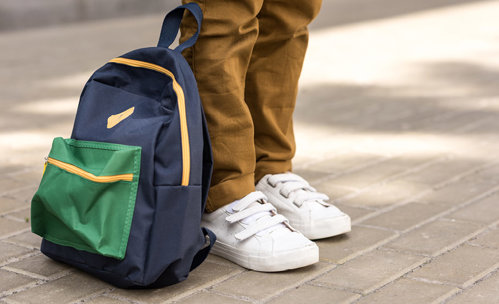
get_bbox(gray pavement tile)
[110,261,243,303]
[0,179,25,196]
[0,241,33,265]
[292,168,332,183]
[4,207,30,223]
[446,193,499,225]
[0,217,29,238]
[325,157,428,190]
[4,271,109,304]
[4,231,41,249]
[211,262,331,301]
[0,269,35,294]
[420,178,499,208]
[408,244,499,288]
[334,203,375,222]
[314,180,356,201]
[355,278,458,304]
[469,228,499,249]
[475,163,499,182]
[397,158,487,186]
[384,218,483,256]
[80,295,128,304]
[9,169,45,186]
[297,152,384,179]
[204,254,244,270]
[446,271,499,304]
[316,225,397,263]
[176,291,245,304]
[268,284,360,304]
[360,201,449,231]
[344,180,430,208]
[3,186,37,205]
[0,196,26,216]
[5,253,71,279]
[314,249,427,294]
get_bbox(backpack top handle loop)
[157,2,202,53]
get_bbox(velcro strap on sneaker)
[279,181,316,197]
[268,172,307,186]
[294,192,330,207]
[231,191,267,212]
[234,214,288,241]
[225,203,276,224]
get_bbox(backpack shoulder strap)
[157,2,202,53]
[190,227,216,271]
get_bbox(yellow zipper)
[108,57,190,186]
[47,157,133,183]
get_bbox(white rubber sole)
[210,241,319,272]
[293,214,351,240]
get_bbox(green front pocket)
[31,137,141,260]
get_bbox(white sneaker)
[256,173,351,240]
[202,191,319,272]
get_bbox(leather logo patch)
[107,107,135,129]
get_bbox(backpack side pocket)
[31,137,141,260]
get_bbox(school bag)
[30,3,215,288]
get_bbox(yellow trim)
[107,106,135,129]
[109,57,190,186]
[47,157,133,183]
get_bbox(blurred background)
[0,0,493,31]
[2,0,498,168]
[1,1,499,303]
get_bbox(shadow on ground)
[312,0,495,29]
[295,60,499,135]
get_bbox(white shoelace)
[225,191,289,241]
[267,173,330,207]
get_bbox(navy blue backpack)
[30,3,215,288]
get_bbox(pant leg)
[180,0,264,212]
[244,0,322,183]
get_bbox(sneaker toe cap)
[308,202,346,220]
[267,229,314,253]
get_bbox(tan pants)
[180,0,322,212]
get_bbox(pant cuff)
[205,173,256,212]
[254,160,293,184]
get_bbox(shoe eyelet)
[267,179,277,188]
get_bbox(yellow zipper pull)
[42,157,48,176]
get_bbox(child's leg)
[180,0,320,272]
[244,0,323,183]
[245,0,352,239]
[180,0,264,212]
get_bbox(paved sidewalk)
[2,1,499,303]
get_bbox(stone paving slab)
[266,284,360,304]
[469,227,499,249]
[313,249,427,294]
[109,261,243,304]
[354,278,459,304]
[407,243,499,288]
[445,270,499,304]
[2,0,499,303]
[383,218,485,257]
